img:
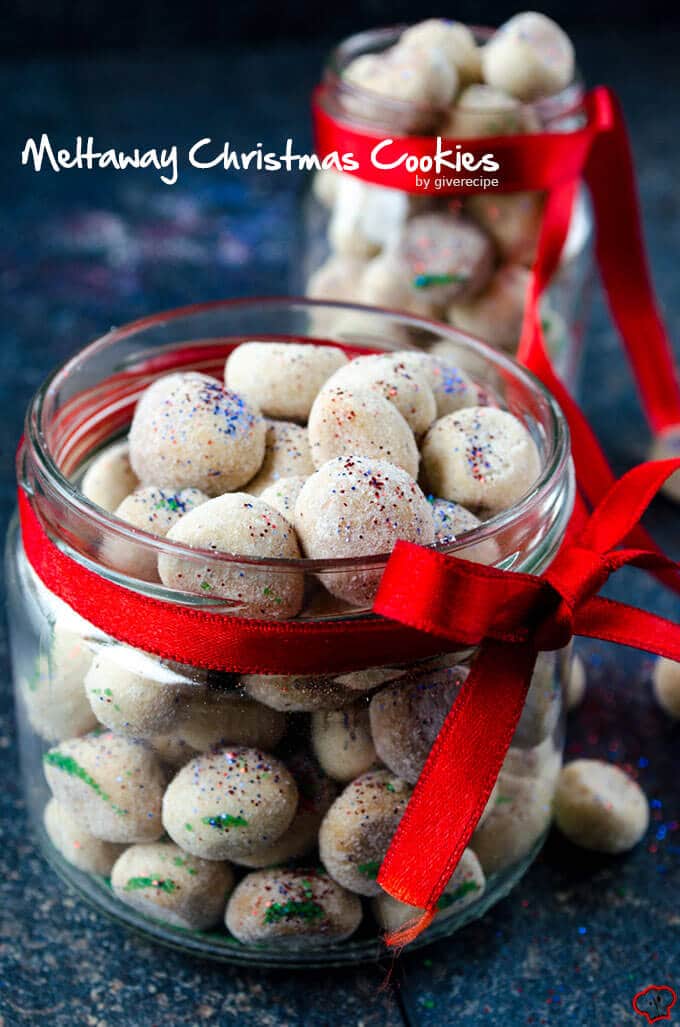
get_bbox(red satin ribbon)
[313,85,680,457]
[18,459,680,950]
[373,458,680,946]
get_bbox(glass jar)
[301,24,593,391]
[8,298,574,966]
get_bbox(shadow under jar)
[302,23,593,391]
[8,298,574,966]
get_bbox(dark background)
[3,0,680,54]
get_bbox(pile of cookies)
[307,12,581,354]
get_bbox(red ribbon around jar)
[313,84,680,520]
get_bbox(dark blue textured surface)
[1,29,679,1027]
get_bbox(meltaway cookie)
[112,486,208,579]
[421,406,541,515]
[319,769,412,896]
[307,387,420,477]
[225,342,348,423]
[21,620,97,742]
[233,751,339,868]
[162,747,298,861]
[358,251,441,320]
[177,688,286,752]
[311,704,377,783]
[369,665,466,784]
[158,493,303,619]
[447,265,530,352]
[43,797,126,876]
[512,652,561,749]
[482,12,575,101]
[400,19,480,84]
[442,84,539,137]
[554,760,649,853]
[652,657,680,719]
[226,868,362,946]
[395,213,495,308]
[428,498,501,571]
[471,770,554,875]
[84,646,204,738]
[294,457,435,605]
[323,354,436,436]
[390,351,480,418]
[129,372,265,496]
[111,841,234,930]
[373,847,485,932]
[257,476,308,520]
[43,731,166,843]
[466,191,544,267]
[245,422,314,496]
[241,673,355,713]
[81,440,139,512]
[328,176,412,258]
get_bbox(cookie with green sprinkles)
[21,620,97,743]
[471,768,556,876]
[225,868,362,946]
[43,798,126,876]
[372,847,485,933]
[43,731,166,843]
[111,841,234,930]
[162,746,298,861]
[177,688,285,752]
[319,769,412,897]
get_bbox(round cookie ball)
[312,703,377,783]
[44,797,126,876]
[466,191,544,267]
[501,736,562,790]
[158,493,303,619]
[421,406,541,515]
[112,486,208,580]
[162,747,298,861]
[554,759,649,854]
[343,46,456,132]
[245,421,314,496]
[129,372,265,496]
[306,253,365,303]
[429,498,500,566]
[395,213,495,308]
[43,731,166,843]
[111,841,234,930]
[447,265,530,353]
[512,652,561,749]
[358,251,441,320]
[225,342,348,423]
[567,652,587,711]
[324,354,436,436]
[482,12,574,101]
[373,847,485,933]
[84,646,204,738]
[442,83,540,137]
[369,665,466,784]
[652,657,680,719]
[648,426,680,502]
[81,440,139,512]
[226,867,362,946]
[294,457,435,606]
[22,620,97,742]
[390,351,480,418]
[257,476,308,520]
[471,769,555,875]
[178,688,286,752]
[148,732,198,770]
[241,673,355,713]
[328,176,412,259]
[233,751,339,869]
[400,19,480,84]
[308,387,419,478]
[319,769,412,896]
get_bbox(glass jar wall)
[8,299,574,965]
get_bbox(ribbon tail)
[574,597,680,662]
[384,910,436,950]
[378,640,537,945]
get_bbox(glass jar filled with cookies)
[9,298,574,965]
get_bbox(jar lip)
[22,296,571,579]
[323,22,584,126]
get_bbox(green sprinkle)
[185,823,194,832]
[413,272,467,290]
[496,795,513,805]
[104,688,113,697]
[264,900,325,925]
[384,782,396,793]
[124,876,176,894]
[358,861,381,880]
[173,856,197,875]
[43,751,127,816]
[201,813,248,831]
[437,880,480,910]
[200,581,212,592]
[263,586,283,605]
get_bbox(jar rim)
[21,296,572,583]
[322,23,585,127]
